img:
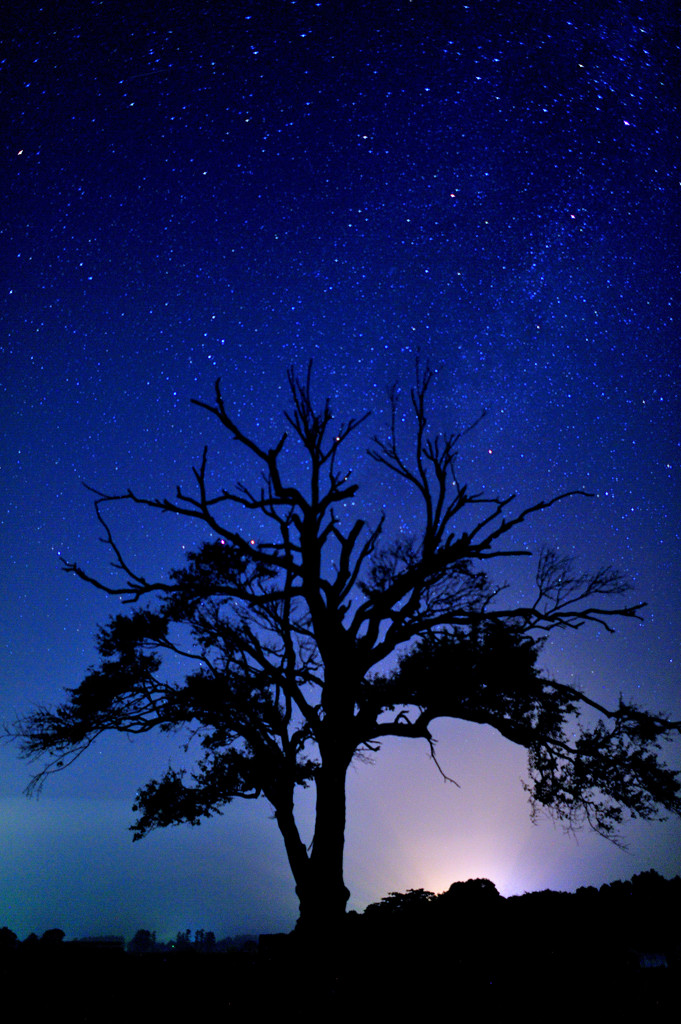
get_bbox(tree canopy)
[12,366,681,933]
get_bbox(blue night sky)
[1,0,679,941]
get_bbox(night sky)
[1,0,679,941]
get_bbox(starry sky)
[1,0,679,941]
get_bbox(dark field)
[3,939,678,1021]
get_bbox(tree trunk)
[295,754,351,938]
[272,797,310,906]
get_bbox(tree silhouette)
[128,928,157,954]
[12,367,681,934]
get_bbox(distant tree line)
[2,869,678,961]
[352,869,681,977]
[0,925,257,954]
[0,926,66,951]
[127,927,257,954]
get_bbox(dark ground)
[3,929,678,1021]
[5,874,679,1020]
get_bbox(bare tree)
[11,366,681,934]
